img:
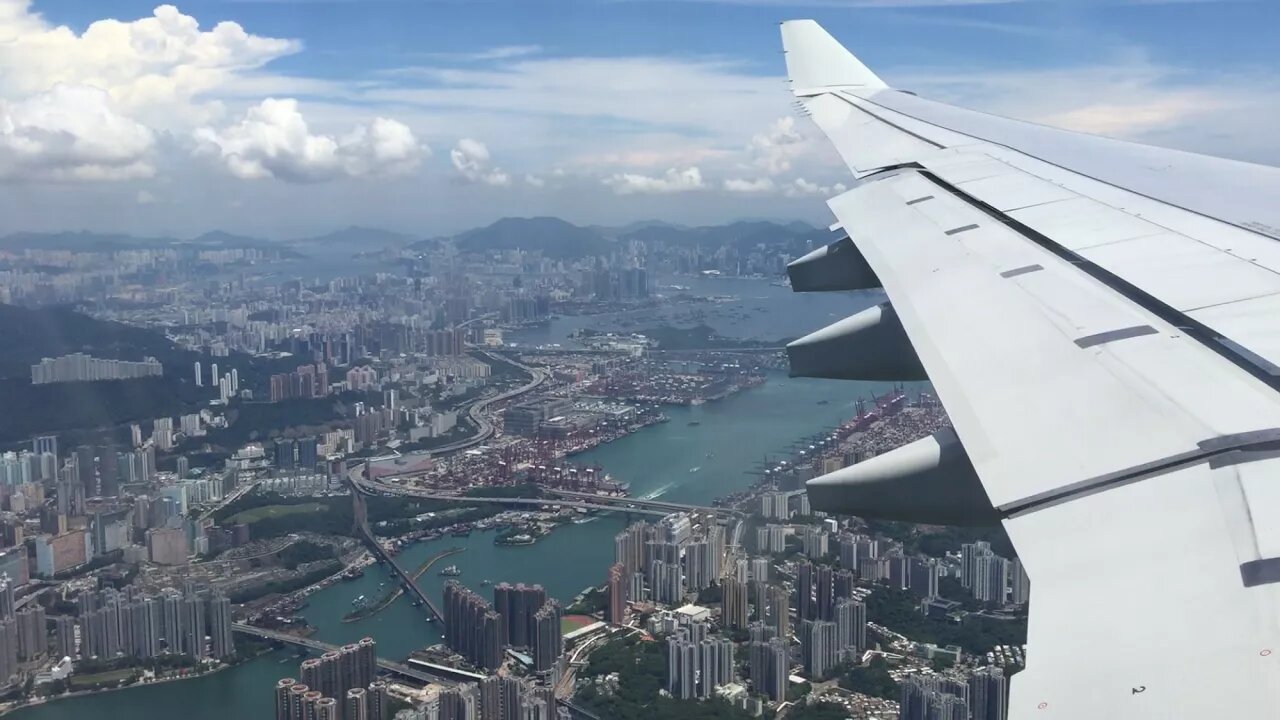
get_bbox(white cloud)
[421,45,543,62]
[782,177,848,198]
[450,138,511,186]
[0,2,301,129]
[136,189,157,204]
[0,84,155,182]
[195,98,425,182]
[524,174,546,188]
[723,177,776,193]
[748,116,805,175]
[604,167,705,195]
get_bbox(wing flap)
[1005,461,1280,718]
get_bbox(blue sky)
[1,0,1277,238]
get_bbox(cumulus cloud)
[0,84,155,182]
[782,177,848,198]
[748,117,806,175]
[450,138,511,186]
[604,167,705,195]
[723,177,776,193]
[0,2,301,129]
[194,98,425,182]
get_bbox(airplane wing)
[780,19,1280,719]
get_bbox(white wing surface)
[781,19,1280,719]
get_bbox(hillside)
[618,220,825,249]
[0,304,183,379]
[441,217,614,259]
[291,226,418,249]
[0,304,298,444]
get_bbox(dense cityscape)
[0,216,1027,720]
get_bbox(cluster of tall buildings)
[31,353,162,385]
[274,436,320,473]
[61,584,235,662]
[394,674,558,720]
[666,621,734,700]
[746,628,788,702]
[831,534,942,601]
[589,268,649,302]
[0,577,44,689]
[790,560,868,678]
[276,641,387,720]
[444,581,564,674]
[899,667,1008,720]
[612,514,724,608]
[961,542,1029,606]
[421,328,467,357]
[270,363,331,402]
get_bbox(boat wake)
[640,483,675,500]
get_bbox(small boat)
[438,565,462,577]
[816,400,830,405]
[687,421,701,427]
[689,466,701,473]
[480,579,493,586]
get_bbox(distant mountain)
[190,230,270,246]
[436,217,614,259]
[292,226,419,249]
[0,230,299,255]
[590,220,689,236]
[0,231,173,251]
[619,220,826,249]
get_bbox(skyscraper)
[275,678,297,720]
[721,577,749,629]
[748,637,788,702]
[901,676,971,720]
[801,619,839,679]
[969,666,1008,720]
[346,688,370,720]
[816,565,835,621]
[447,582,503,670]
[834,598,866,658]
[1009,558,1030,605]
[532,601,563,673]
[667,629,734,700]
[909,558,940,600]
[796,561,815,621]
[767,584,790,640]
[606,563,626,624]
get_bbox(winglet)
[781,19,887,90]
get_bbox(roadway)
[541,488,741,517]
[232,624,451,685]
[355,525,445,622]
[238,622,604,720]
[350,481,673,518]
[426,351,549,456]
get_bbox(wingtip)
[779,19,887,90]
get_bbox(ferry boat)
[438,565,462,577]
[689,466,702,473]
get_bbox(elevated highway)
[232,624,452,685]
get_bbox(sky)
[1,0,1278,239]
